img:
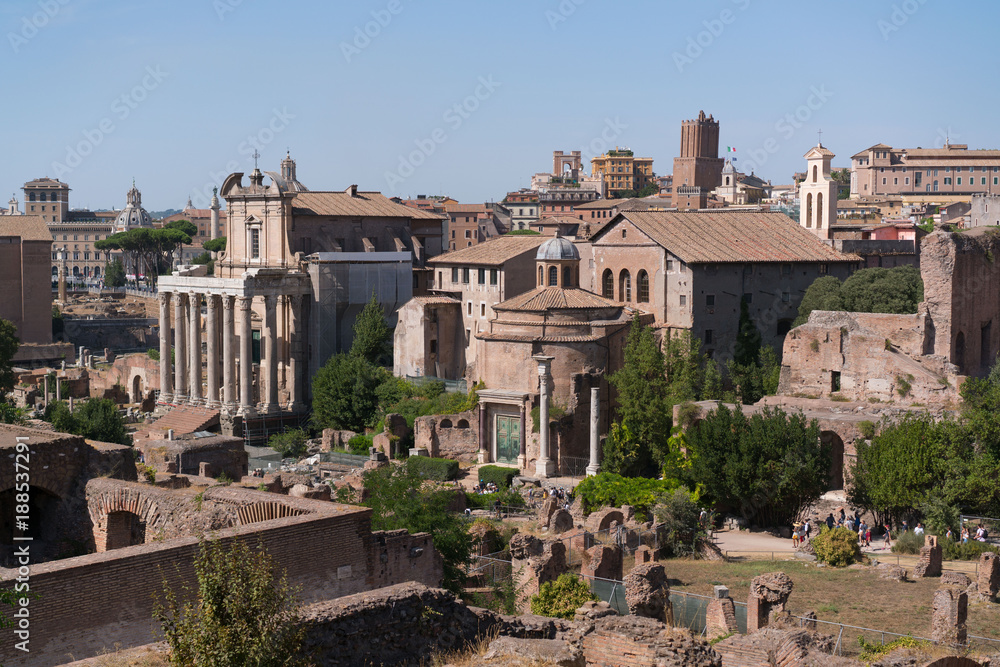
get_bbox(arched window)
[602,269,613,299]
[817,193,824,228]
[563,266,572,287]
[28,193,35,202]
[725,176,730,186]
[805,193,813,228]
[548,265,558,286]
[619,269,631,302]
[538,265,543,286]
[812,165,818,182]
[637,270,649,303]
[39,192,46,202]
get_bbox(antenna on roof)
[817,129,823,146]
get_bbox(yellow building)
[590,148,654,197]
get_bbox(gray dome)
[536,237,580,261]
[114,183,152,231]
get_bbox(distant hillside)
[150,208,181,219]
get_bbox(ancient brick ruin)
[747,572,794,632]
[977,551,1000,602]
[913,534,944,579]
[623,563,672,623]
[705,585,739,639]
[931,585,969,645]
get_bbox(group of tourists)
[472,481,500,494]
[793,508,996,551]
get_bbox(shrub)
[529,573,597,619]
[858,420,876,440]
[406,456,459,481]
[575,472,683,516]
[942,537,999,561]
[891,530,924,555]
[346,434,372,456]
[268,429,309,459]
[137,463,157,484]
[147,348,160,361]
[465,489,525,510]
[652,488,704,558]
[477,465,519,490]
[812,526,862,567]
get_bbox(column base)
[586,464,601,477]
[187,397,203,407]
[262,403,280,416]
[173,394,188,405]
[238,405,257,418]
[157,393,173,405]
[517,454,527,470]
[477,450,489,465]
[205,399,221,409]
[535,458,556,478]
[288,401,307,414]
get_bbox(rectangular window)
[250,229,260,259]
[252,330,261,363]
[782,291,790,303]
[478,268,486,284]
[706,294,715,307]
[429,339,438,354]
[462,268,470,284]
[782,263,792,275]
[666,260,674,271]
[983,178,987,185]
[467,301,472,315]
[704,329,714,344]
[437,271,442,287]
[490,269,498,285]
[958,178,962,185]
[904,177,909,185]
[893,178,898,185]
[882,178,887,185]
[820,263,829,275]
[464,229,470,238]
[679,294,687,306]
[480,303,486,317]
[451,267,459,283]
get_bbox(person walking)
[826,513,835,530]
[962,525,970,543]
[865,525,872,548]
[883,524,892,550]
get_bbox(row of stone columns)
[157,291,306,416]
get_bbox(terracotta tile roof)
[476,332,605,343]
[606,210,857,264]
[291,191,441,219]
[412,295,460,306]
[494,287,622,312]
[444,203,488,214]
[0,215,54,242]
[427,235,545,266]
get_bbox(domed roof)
[114,182,152,231]
[536,236,580,261]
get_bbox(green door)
[495,415,520,465]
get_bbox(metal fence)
[558,456,590,479]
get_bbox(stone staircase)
[134,405,221,441]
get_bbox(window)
[467,302,472,315]
[436,271,442,287]
[666,259,674,271]
[782,291,790,303]
[679,294,687,306]
[602,269,613,299]
[464,229,470,239]
[819,263,828,275]
[451,267,459,283]
[983,178,988,186]
[250,228,260,259]
[451,230,455,239]
[619,269,631,301]
[548,266,558,286]
[429,339,438,354]
[462,268,470,284]
[958,178,962,185]
[882,178,886,185]
[945,178,952,185]
[704,329,713,344]
[706,294,715,307]
[41,205,46,211]
[490,269,498,285]
[478,268,486,284]
[637,270,649,303]
[39,192,46,202]
[893,178,898,185]
[62,235,67,241]
[480,303,486,317]
[563,266,572,287]
[73,235,78,241]
[28,193,35,202]
[621,229,627,239]
[904,178,909,185]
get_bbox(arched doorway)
[821,431,845,491]
[132,375,143,403]
[104,510,146,550]
[0,486,62,565]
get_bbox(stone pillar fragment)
[262,294,279,414]
[931,586,968,645]
[222,295,236,412]
[533,355,555,477]
[978,552,1000,602]
[581,545,623,582]
[173,293,188,404]
[287,294,306,412]
[238,296,255,417]
[188,293,201,405]
[747,572,794,632]
[623,563,672,623]
[913,535,943,578]
[706,585,738,639]
[205,295,219,408]
[587,385,600,476]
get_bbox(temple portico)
[155,269,310,417]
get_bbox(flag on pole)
[727,146,736,152]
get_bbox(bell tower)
[800,144,838,240]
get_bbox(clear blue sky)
[3,0,997,211]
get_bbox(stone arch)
[237,502,305,526]
[131,374,143,403]
[821,431,845,491]
[456,418,470,429]
[602,269,614,299]
[439,419,453,429]
[105,510,146,549]
[812,165,818,182]
[548,265,558,286]
[619,269,631,302]
[88,486,164,552]
[586,508,626,533]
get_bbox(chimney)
[347,184,358,197]
[167,429,174,441]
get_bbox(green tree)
[104,258,127,288]
[605,319,671,477]
[529,574,597,619]
[268,429,309,459]
[794,267,924,327]
[733,297,761,367]
[335,460,472,594]
[652,488,705,557]
[0,319,20,396]
[688,405,829,527]
[203,236,227,253]
[350,294,392,366]
[663,331,704,408]
[505,228,541,236]
[793,275,844,326]
[311,353,388,432]
[154,538,306,667]
[47,398,130,445]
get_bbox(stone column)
[477,403,488,464]
[173,293,188,404]
[205,295,220,408]
[222,295,236,412]
[55,374,61,401]
[158,291,173,403]
[57,247,68,304]
[188,293,202,405]
[42,375,49,409]
[262,294,279,414]
[587,386,601,476]
[533,355,556,478]
[238,296,255,417]
[287,294,307,412]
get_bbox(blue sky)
[2,0,996,211]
